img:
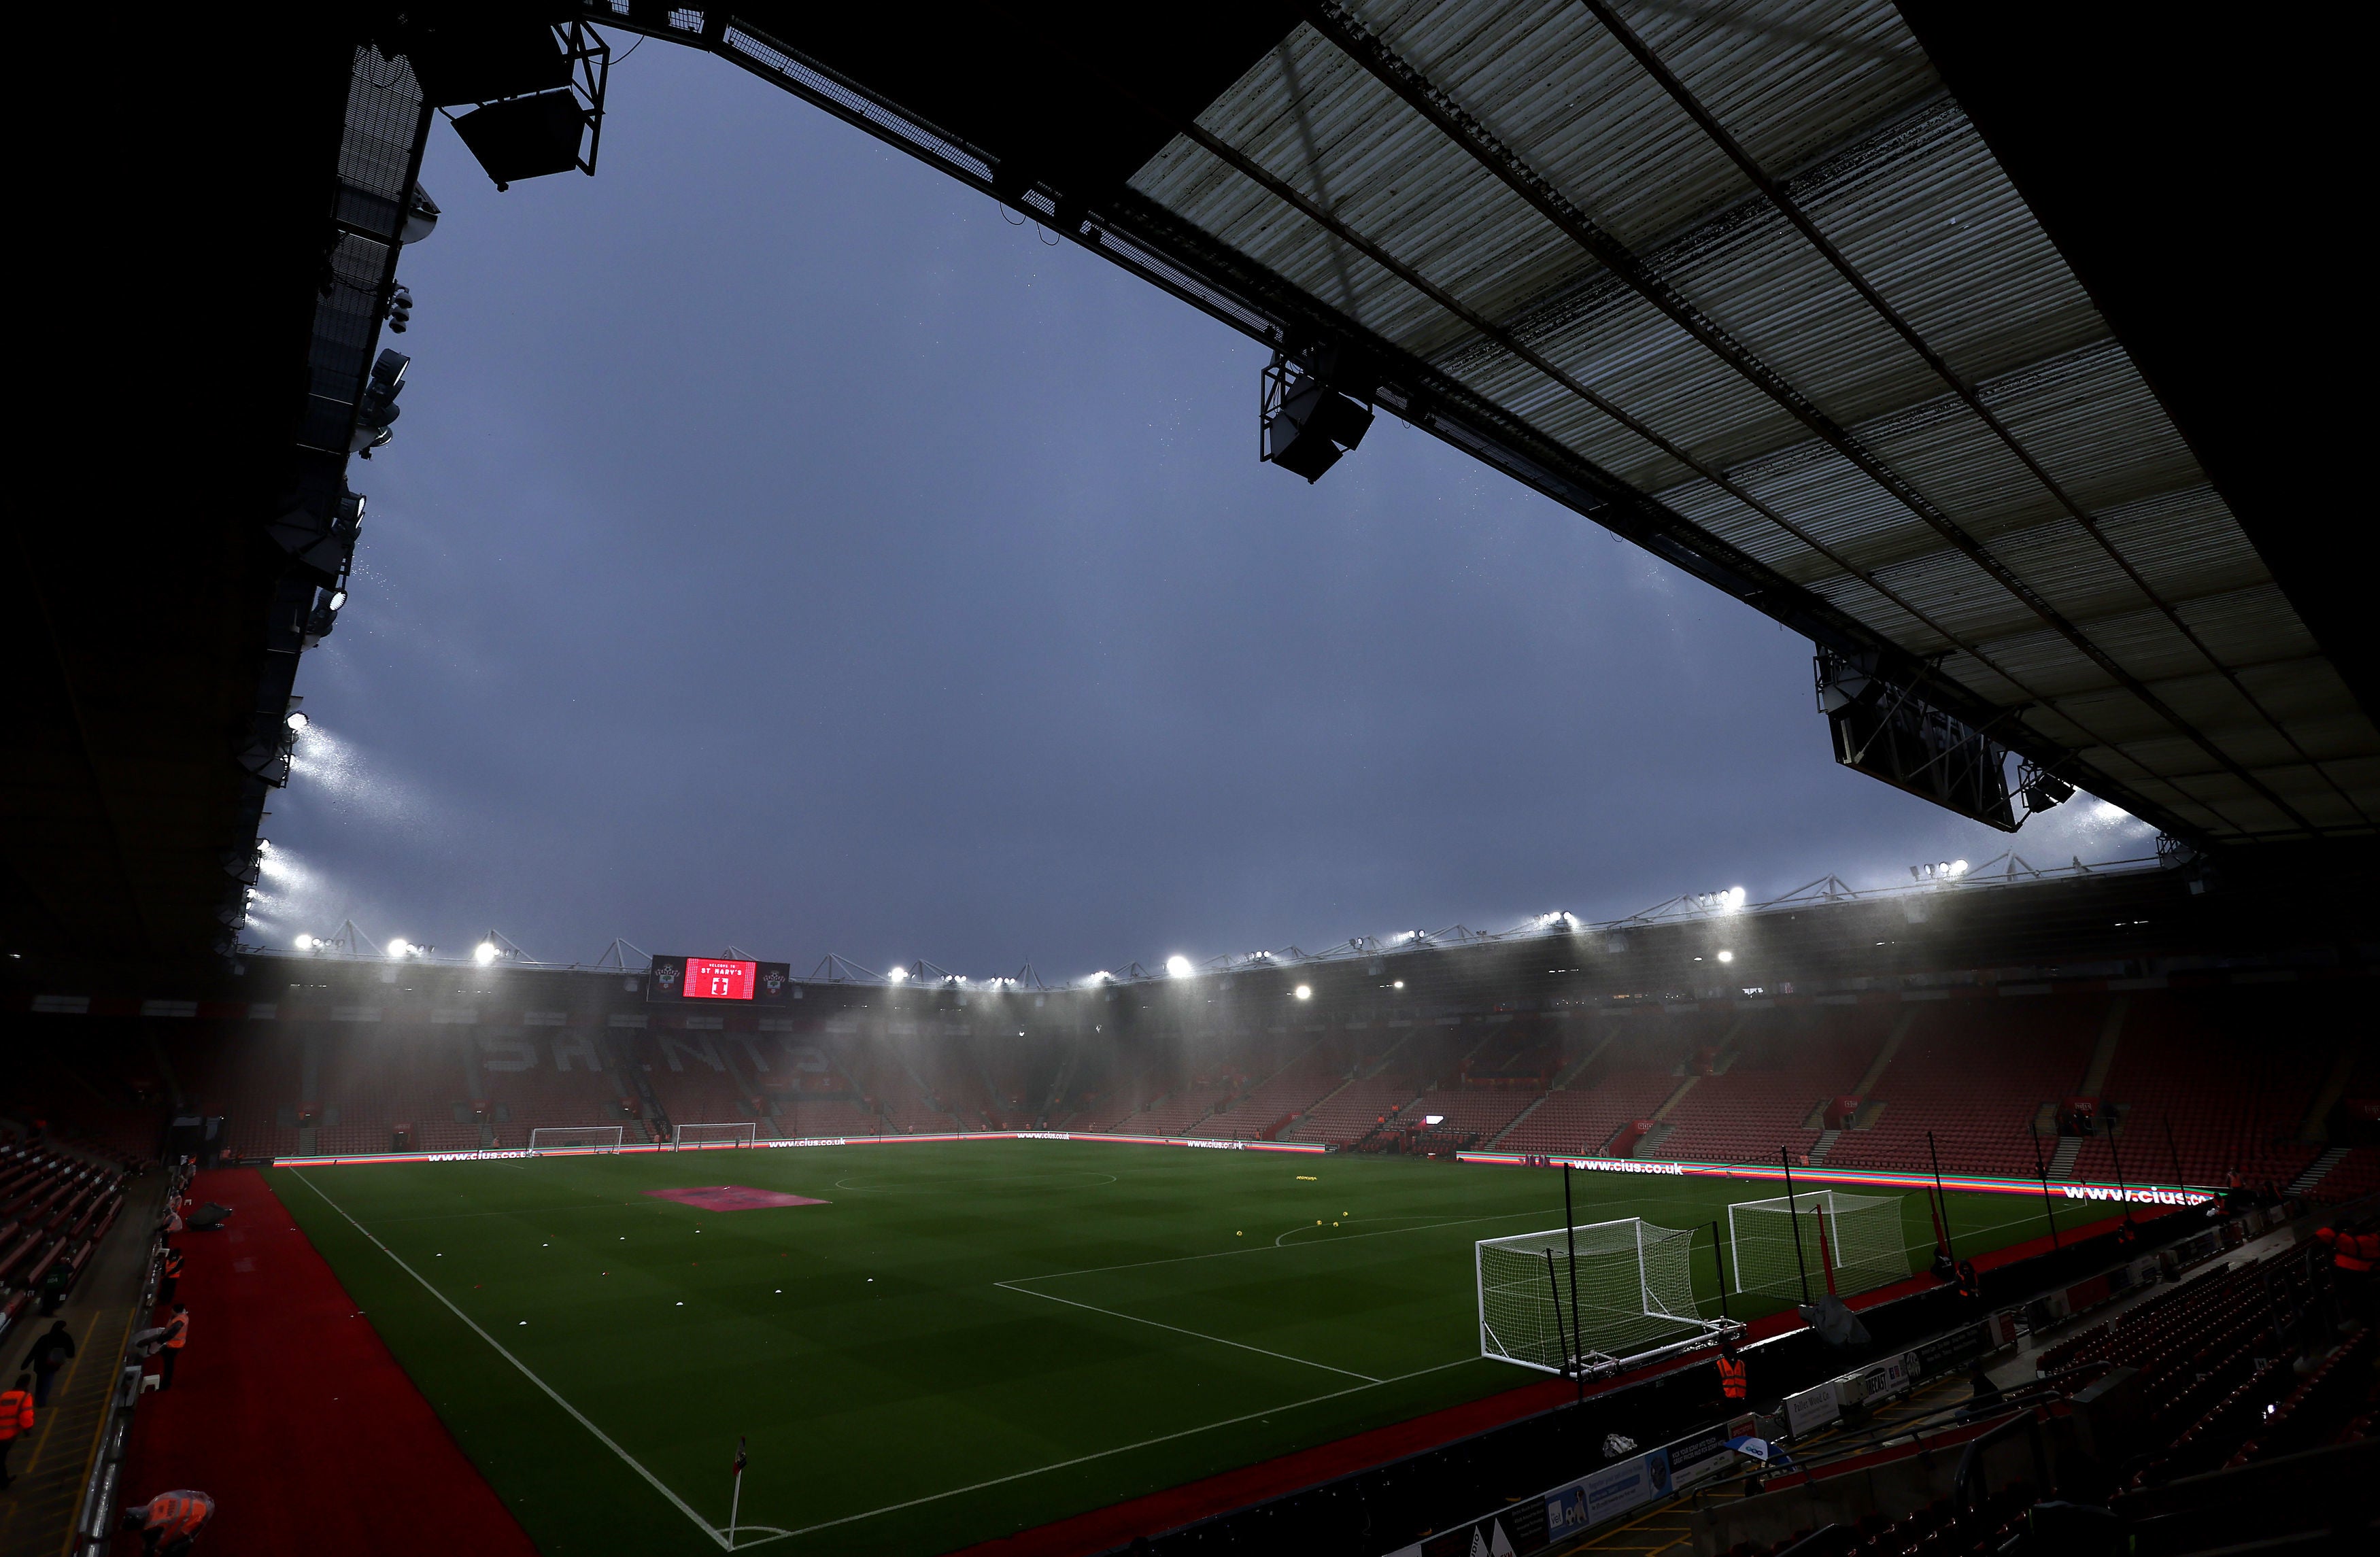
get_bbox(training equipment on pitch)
[1477,1218,1729,1375]
[674,1122,761,1147]
[1727,1190,1908,1300]
[527,1126,625,1152]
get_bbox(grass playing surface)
[269,1143,2066,1555]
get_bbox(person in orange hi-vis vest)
[1716,1337,1749,1405]
[159,1304,190,1390]
[121,1489,215,1556]
[0,1373,34,1488]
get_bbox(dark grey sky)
[255,44,2152,975]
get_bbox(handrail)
[68,1215,168,1554]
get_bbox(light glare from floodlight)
[1293,985,1312,1000]
[474,942,498,965]
[1716,949,1735,963]
[293,933,313,950]
[1166,955,1193,978]
[1393,980,1405,989]
[286,711,309,732]
[386,938,407,957]
[886,966,907,984]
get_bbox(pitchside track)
[269,1143,2055,1556]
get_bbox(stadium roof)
[614,0,2375,845]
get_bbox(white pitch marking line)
[727,1355,1488,1549]
[993,1281,1380,1382]
[290,1169,734,1552]
[1012,1205,1567,1284]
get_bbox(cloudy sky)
[251,41,2153,976]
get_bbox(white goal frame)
[1727,1189,1909,1301]
[1477,1218,1734,1378]
[673,1122,760,1148]
[528,1126,624,1153]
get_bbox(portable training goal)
[1477,1218,1730,1376]
[1727,1190,1909,1301]
[674,1122,761,1147]
[527,1126,624,1152]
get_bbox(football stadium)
[6,4,2375,1557]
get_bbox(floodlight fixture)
[1393,980,1405,989]
[886,966,908,984]
[474,942,498,965]
[1166,955,1193,978]
[286,711,309,732]
[1716,950,1735,963]
[1293,985,1312,1000]
[293,933,314,950]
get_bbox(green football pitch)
[269,1144,2059,1556]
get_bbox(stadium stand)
[1822,999,2102,1179]
[1208,1040,1342,1139]
[2067,991,2327,1191]
[632,1028,769,1135]
[1652,1006,1886,1165]
[1495,1014,1699,1157]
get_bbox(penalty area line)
[288,1169,734,1552]
[993,1281,1380,1382]
[730,1354,1487,1549]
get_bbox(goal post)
[1477,1218,1732,1375]
[527,1126,625,1152]
[1727,1190,1909,1301]
[673,1122,760,1148]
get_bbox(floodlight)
[1952,859,1969,876]
[886,966,908,984]
[1716,950,1735,963]
[1727,887,1747,907]
[293,933,314,950]
[1393,980,1405,989]
[1166,955,1193,978]
[474,942,498,965]
[1293,985,1312,1000]
[286,711,310,732]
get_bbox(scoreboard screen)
[687,957,756,1001]
[647,955,794,1006]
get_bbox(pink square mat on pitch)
[641,1186,829,1212]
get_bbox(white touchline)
[994,1281,1380,1383]
[289,1170,768,1552]
[730,1355,1487,1549]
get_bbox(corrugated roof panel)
[1106,0,2374,839]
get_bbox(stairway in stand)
[2288,1146,2352,1196]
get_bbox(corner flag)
[728,1435,750,1545]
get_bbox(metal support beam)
[1574,0,2361,831]
[1296,0,2309,838]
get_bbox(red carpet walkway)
[113,1169,538,1556]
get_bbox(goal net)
[1477,1218,1724,1375]
[1728,1190,1908,1301]
[528,1126,624,1152]
[674,1122,760,1148]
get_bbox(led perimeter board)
[647,955,793,1006]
